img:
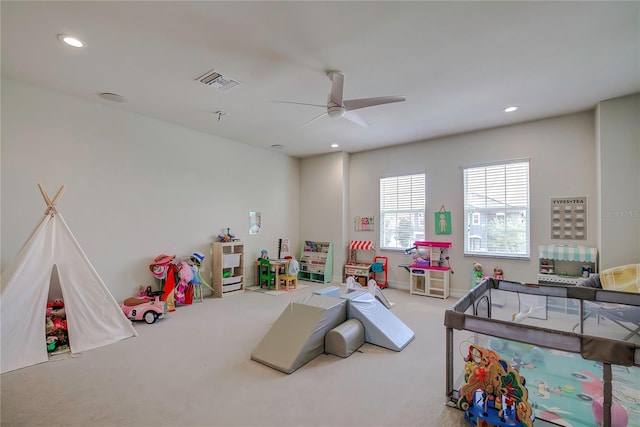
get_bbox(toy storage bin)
[222,275,242,292]
[223,275,242,285]
[223,253,241,268]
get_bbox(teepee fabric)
[1,193,137,373]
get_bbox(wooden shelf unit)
[298,240,333,283]
[409,241,452,299]
[211,241,244,297]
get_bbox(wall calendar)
[550,197,587,240]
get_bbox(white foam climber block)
[325,319,365,358]
[313,286,341,298]
[341,291,414,351]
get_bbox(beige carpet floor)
[1,282,467,426]
[246,283,309,296]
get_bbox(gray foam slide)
[341,291,414,351]
[251,294,346,374]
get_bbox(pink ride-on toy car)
[120,295,167,324]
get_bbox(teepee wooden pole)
[50,185,65,205]
[38,184,64,216]
[37,183,51,206]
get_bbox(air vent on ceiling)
[196,69,240,91]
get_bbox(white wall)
[349,112,598,292]
[302,112,600,294]
[596,93,640,268]
[299,151,347,282]
[1,78,300,301]
[3,77,637,300]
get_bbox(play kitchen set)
[406,240,452,299]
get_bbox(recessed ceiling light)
[99,92,127,103]
[331,144,339,148]
[271,144,284,150]
[58,34,84,48]
[504,106,518,113]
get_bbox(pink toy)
[174,261,194,303]
[120,295,167,324]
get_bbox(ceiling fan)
[275,70,405,127]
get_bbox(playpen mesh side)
[445,278,640,427]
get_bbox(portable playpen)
[445,278,640,427]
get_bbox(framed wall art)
[249,211,261,235]
[354,216,374,231]
[435,206,451,234]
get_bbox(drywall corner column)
[299,152,349,283]
[595,93,640,268]
[341,152,350,281]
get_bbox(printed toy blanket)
[487,338,639,427]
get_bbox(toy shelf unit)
[409,241,452,299]
[343,240,387,288]
[538,244,597,314]
[211,241,244,297]
[298,240,333,283]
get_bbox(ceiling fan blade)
[272,100,325,108]
[301,111,328,127]
[344,111,369,128]
[344,96,406,111]
[328,71,344,106]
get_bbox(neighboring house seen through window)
[463,160,530,258]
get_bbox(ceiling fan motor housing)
[327,105,345,118]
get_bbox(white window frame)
[380,174,425,250]
[463,159,530,258]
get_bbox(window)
[469,235,482,251]
[463,160,529,258]
[380,174,425,250]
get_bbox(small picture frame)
[435,207,451,234]
[249,211,261,235]
[354,216,374,231]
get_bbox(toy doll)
[472,262,485,287]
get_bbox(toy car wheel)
[144,311,157,324]
[459,401,469,411]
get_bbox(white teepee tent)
[1,185,138,373]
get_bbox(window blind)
[463,161,530,258]
[380,174,425,250]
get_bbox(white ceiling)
[2,1,639,158]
